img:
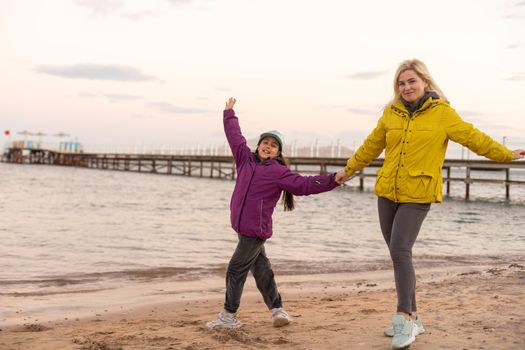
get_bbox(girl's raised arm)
[223,98,251,166]
[225,97,236,110]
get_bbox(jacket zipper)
[393,116,412,202]
[259,199,264,235]
[237,159,257,231]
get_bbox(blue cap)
[259,130,285,150]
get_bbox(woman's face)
[398,69,428,104]
[257,136,280,160]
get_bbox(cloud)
[214,86,232,92]
[75,0,123,16]
[131,113,156,119]
[515,1,525,6]
[36,64,157,81]
[166,0,192,5]
[345,107,378,116]
[77,92,142,102]
[346,71,388,80]
[104,94,142,102]
[123,10,158,21]
[78,91,97,98]
[501,13,524,19]
[148,102,209,114]
[504,73,525,81]
[456,110,485,120]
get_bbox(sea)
[0,162,524,309]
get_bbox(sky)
[1,0,524,154]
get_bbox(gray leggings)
[378,197,430,314]
[224,234,282,313]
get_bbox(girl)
[207,97,339,329]
[336,59,524,349]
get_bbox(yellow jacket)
[344,97,514,203]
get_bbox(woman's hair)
[386,58,447,107]
[254,148,296,211]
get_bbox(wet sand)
[1,259,524,350]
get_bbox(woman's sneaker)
[384,316,425,337]
[206,310,241,329]
[391,314,418,349]
[271,307,291,327]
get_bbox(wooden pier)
[2,147,525,200]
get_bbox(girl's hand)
[513,149,525,160]
[335,170,350,184]
[225,97,236,110]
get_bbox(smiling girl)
[206,98,340,330]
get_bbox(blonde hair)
[386,59,447,107]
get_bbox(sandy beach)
[1,257,524,350]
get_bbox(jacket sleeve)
[444,107,514,162]
[223,109,253,165]
[345,115,387,176]
[277,169,339,196]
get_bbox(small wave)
[0,266,224,289]
[453,219,480,224]
[0,287,111,297]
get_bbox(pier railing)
[2,148,524,200]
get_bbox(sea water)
[0,163,524,297]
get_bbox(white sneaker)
[206,310,241,330]
[271,307,291,327]
[391,314,417,349]
[385,316,425,337]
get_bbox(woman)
[335,59,524,349]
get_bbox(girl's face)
[257,136,280,160]
[398,69,428,104]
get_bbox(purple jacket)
[224,109,339,240]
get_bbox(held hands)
[513,149,525,160]
[335,170,350,185]
[225,97,236,110]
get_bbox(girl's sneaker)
[391,314,418,349]
[271,307,291,327]
[384,316,425,337]
[206,310,241,329]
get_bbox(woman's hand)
[512,149,525,160]
[335,169,350,184]
[225,97,236,110]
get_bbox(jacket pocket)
[406,170,434,199]
[375,168,392,195]
[415,118,435,131]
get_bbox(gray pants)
[224,234,282,313]
[378,197,430,314]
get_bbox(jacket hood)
[391,94,448,117]
[401,91,440,115]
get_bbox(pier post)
[465,167,471,200]
[505,168,510,200]
[320,163,327,175]
[446,167,451,196]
